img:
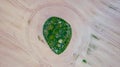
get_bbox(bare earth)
[0,0,120,67]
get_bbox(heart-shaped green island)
[43,16,72,55]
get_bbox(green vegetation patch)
[82,59,87,63]
[43,16,72,55]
